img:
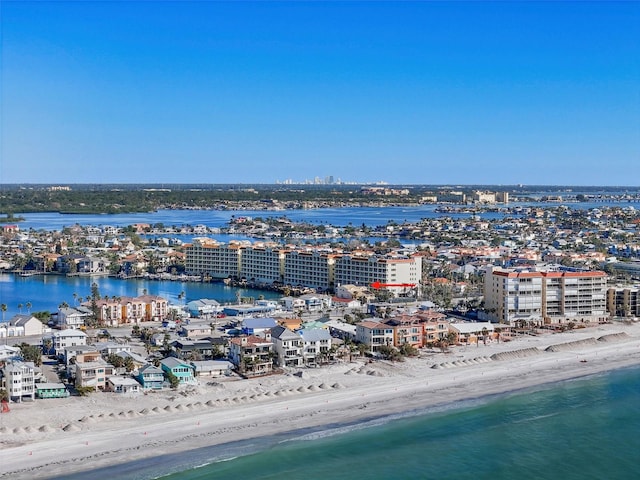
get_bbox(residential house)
[0,345,21,361]
[187,299,222,318]
[49,329,87,355]
[107,376,141,394]
[229,334,274,377]
[241,317,278,336]
[298,328,332,365]
[75,351,114,391]
[171,339,216,360]
[159,357,196,385]
[1,314,44,337]
[135,364,165,390]
[35,383,69,399]
[180,324,212,339]
[191,360,234,378]
[57,306,92,330]
[324,319,357,341]
[270,325,304,367]
[355,320,394,355]
[449,322,495,345]
[1,361,35,402]
[383,316,424,349]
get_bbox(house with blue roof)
[241,317,278,336]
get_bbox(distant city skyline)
[1,2,638,186]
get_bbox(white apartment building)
[239,243,285,284]
[185,238,243,279]
[1,361,35,402]
[484,267,608,326]
[334,254,422,296]
[283,250,334,290]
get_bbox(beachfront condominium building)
[283,250,334,290]
[185,238,243,279]
[606,286,640,318]
[1,361,35,402]
[239,243,285,284]
[334,253,422,296]
[484,267,608,326]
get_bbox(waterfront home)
[1,361,35,402]
[187,299,222,318]
[107,376,141,394]
[49,329,87,355]
[35,383,70,399]
[449,322,495,345]
[190,360,234,378]
[280,296,306,311]
[57,306,92,330]
[223,304,275,317]
[355,320,394,355]
[159,357,196,385]
[241,317,278,336]
[270,325,304,367]
[299,293,333,312]
[229,334,274,377]
[298,328,332,365]
[382,316,424,349]
[92,295,169,326]
[75,355,114,391]
[135,364,165,390]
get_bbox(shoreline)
[2,323,640,479]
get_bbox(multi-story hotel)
[185,240,422,295]
[484,267,608,326]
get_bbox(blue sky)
[1,1,638,185]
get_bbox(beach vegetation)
[75,386,95,396]
[18,343,42,367]
[167,372,180,389]
[377,345,402,361]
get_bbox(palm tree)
[17,303,23,314]
[1,304,6,323]
[26,302,32,314]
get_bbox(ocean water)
[60,366,640,480]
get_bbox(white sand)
[2,322,640,479]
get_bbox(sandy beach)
[2,322,640,479]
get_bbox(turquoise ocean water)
[60,366,640,480]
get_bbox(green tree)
[1,304,6,322]
[167,371,180,389]
[19,343,42,366]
